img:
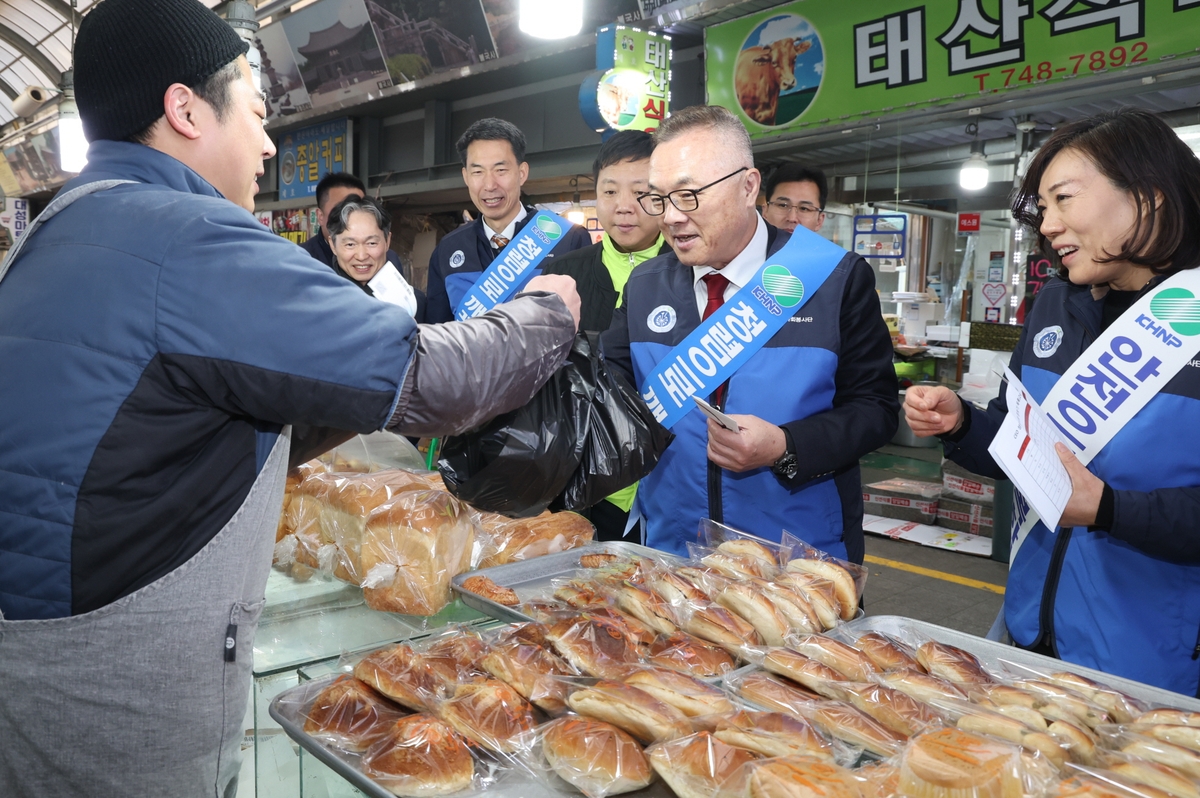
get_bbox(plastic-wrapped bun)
[1109,757,1200,798]
[856,762,902,798]
[644,631,736,678]
[731,671,821,715]
[733,754,863,798]
[476,511,595,568]
[1054,774,1172,798]
[856,631,925,673]
[566,679,693,744]
[916,641,994,685]
[436,679,537,754]
[899,728,1024,798]
[546,615,643,680]
[713,711,835,762]
[479,632,576,714]
[362,713,475,797]
[623,666,735,719]
[302,676,406,752]
[647,731,760,798]
[541,717,654,798]
[784,556,860,620]
[354,645,450,712]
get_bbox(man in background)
[760,163,828,234]
[300,172,423,319]
[543,130,668,540]
[426,117,592,322]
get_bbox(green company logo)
[762,264,805,307]
[536,215,562,240]
[1150,287,1200,336]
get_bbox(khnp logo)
[761,265,804,307]
[648,304,677,333]
[1150,287,1200,336]
[535,215,562,241]
[1033,325,1063,358]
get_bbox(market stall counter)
[268,533,1200,798]
[249,434,600,797]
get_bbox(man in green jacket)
[544,130,669,540]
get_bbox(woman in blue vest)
[905,109,1200,695]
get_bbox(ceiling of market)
[0,0,226,126]
[4,0,1200,211]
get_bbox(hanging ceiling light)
[519,0,584,40]
[566,177,585,225]
[57,0,87,173]
[959,140,989,191]
[58,69,88,173]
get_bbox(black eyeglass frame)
[637,166,749,216]
[765,200,825,216]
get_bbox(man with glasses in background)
[761,163,828,234]
[602,106,897,562]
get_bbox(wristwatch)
[771,428,799,480]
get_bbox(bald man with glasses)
[602,106,897,563]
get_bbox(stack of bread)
[296,614,1200,798]
[271,464,594,615]
[458,540,864,665]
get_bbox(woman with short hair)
[905,109,1200,695]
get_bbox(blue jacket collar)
[65,140,226,200]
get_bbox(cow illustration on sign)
[734,14,823,127]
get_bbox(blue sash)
[454,211,572,320]
[640,228,847,429]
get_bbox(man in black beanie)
[0,0,579,795]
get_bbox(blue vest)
[1005,278,1200,695]
[426,210,592,323]
[625,232,856,558]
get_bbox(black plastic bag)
[555,334,673,511]
[437,337,591,517]
[437,334,670,517]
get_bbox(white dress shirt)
[691,214,769,318]
[485,205,528,246]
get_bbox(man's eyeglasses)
[766,200,823,217]
[637,167,748,216]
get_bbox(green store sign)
[705,0,1200,138]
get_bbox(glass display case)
[248,568,488,798]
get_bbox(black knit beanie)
[74,0,249,142]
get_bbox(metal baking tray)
[451,541,681,624]
[751,614,1200,711]
[269,673,678,798]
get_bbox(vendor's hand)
[903,385,963,437]
[707,415,787,472]
[1055,443,1105,527]
[524,274,581,331]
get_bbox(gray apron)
[0,180,292,797]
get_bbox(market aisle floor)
[862,534,1007,637]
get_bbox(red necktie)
[491,234,510,250]
[701,272,731,406]
[702,272,729,320]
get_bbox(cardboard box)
[941,459,996,504]
[863,478,941,524]
[937,497,994,536]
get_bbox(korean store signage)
[277,118,352,202]
[580,25,672,136]
[706,0,1200,139]
[958,212,982,233]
